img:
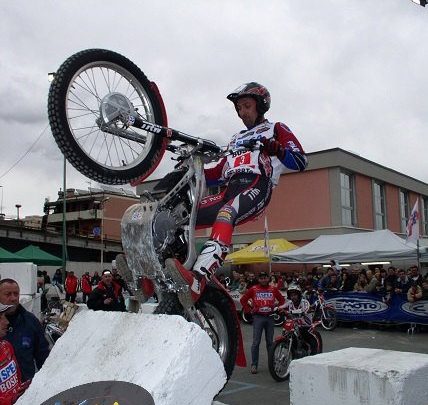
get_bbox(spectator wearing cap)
[87,270,126,312]
[0,279,50,382]
[0,302,30,403]
[240,272,285,375]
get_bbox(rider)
[284,284,319,355]
[167,82,307,303]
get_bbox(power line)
[0,123,50,180]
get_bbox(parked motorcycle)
[47,49,246,378]
[268,309,322,381]
[42,311,64,347]
[312,290,337,331]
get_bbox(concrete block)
[0,262,37,294]
[18,311,227,405]
[290,347,428,405]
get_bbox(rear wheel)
[48,49,168,184]
[268,337,293,381]
[321,307,337,331]
[154,287,238,379]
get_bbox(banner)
[325,291,428,325]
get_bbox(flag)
[406,199,420,242]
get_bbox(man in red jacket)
[0,302,30,404]
[80,272,92,304]
[64,271,78,303]
[240,271,285,374]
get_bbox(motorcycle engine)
[153,210,177,250]
[152,203,190,254]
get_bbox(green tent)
[0,247,28,263]
[15,245,62,266]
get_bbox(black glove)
[260,137,285,160]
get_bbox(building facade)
[137,148,428,251]
[43,187,139,242]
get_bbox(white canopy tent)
[273,229,424,264]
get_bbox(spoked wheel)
[154,287,238,379]
[321,307,337,331]
[268,338,293,382]
[48,49,168,184]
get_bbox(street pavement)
[215,321,428,405]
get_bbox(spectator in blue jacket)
[0,279,50,381]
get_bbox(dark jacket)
[5,305,50,382]
[87,281,125,312]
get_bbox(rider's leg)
[169,174,272,304]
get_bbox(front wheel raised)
[48,49,168,184]
[268,338,293,382]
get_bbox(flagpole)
[264,216,272,275]
[417,239,421,269]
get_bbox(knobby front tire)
[268,337,293,382]
[48,49,167,184]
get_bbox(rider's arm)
[204,157,227,187]
[239,287,254,313]
[273,288,286,309]
[274,122,307,172]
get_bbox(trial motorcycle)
[312,290,338,331]
[47,49,246,378]
[268,309,323,381]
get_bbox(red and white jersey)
[205,121,306,186]
[284,298,311,314]
[240,284,285,315]
[0,340,22,404]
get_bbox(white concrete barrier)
[17,311,227,405]
[290,347,428,405]
[0,262,37,294]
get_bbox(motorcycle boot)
[166,240,228,307]
[192,240,229,280]
[165,258,206,308]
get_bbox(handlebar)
[131,115,222,154]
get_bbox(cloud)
[0,0,427,218]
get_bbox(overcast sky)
[0,0,427,218]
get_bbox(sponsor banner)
[325,291,428,325]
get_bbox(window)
[340,172,355,226]
[399,189,409,233]
[373,181,386,229]
[423,197,428,236]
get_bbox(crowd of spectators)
[227,263,428,304]
[39,265,128,312]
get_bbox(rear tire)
[48,49,167,184]
[268,337,293,381]
[154,287,238,379]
